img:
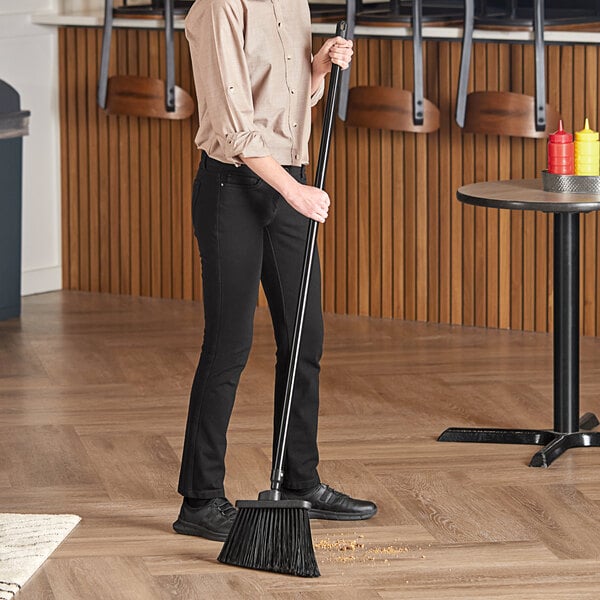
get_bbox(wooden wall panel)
[59,28,600,335]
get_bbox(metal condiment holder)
[542,170,600,194]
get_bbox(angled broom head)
[217,499,320,577]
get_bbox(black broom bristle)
[217,499,320,577]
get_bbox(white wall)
[0,0,61,295]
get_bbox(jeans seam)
[186,176,224,495]
[264,226,291,352]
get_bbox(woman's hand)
[312,36,354,81]
[241,155,331,223]
[284,180,331,223]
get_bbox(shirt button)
[278,22,281,27]
[287,56,292,61]
[290,89,295,94]
[293,123,298,128]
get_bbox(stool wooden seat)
[346,86,440,133]
[104,76,194,121]
[309,2,350,24]
[463,91,560,139]
[98,0,194,120]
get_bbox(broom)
[217,20,348,578]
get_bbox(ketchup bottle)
[547,119,574,175]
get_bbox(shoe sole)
[172,517,230,542]
[308,507,378,521]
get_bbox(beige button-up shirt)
[185,0,324,167]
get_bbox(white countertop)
[31,9,600,44]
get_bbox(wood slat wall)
[59,27,600,335]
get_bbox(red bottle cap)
[549,119,573,143]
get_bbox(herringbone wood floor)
[3,292,600,599]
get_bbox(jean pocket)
[191,176,202,211]
[221,171,263,188]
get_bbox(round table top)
[457,178,600,213]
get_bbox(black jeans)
[178,154,323,498]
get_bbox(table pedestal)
[439,212,600,467]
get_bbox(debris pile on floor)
[314,533,427,565]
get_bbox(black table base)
[439,413,600,468]
[439,211,600,467]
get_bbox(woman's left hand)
[312,36,354,79]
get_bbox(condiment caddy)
[544,118,600,194]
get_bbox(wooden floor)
[3,292,600,599]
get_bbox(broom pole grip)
[270,21,348,493]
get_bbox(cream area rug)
[0,513,80,599]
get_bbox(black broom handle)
[271,21,348,493]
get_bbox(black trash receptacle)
[0,80,30,321]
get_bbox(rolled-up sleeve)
[185,1,269,163]
[310,78,325,107]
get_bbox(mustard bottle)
[574,118,600,176]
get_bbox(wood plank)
[368,39,382,318]
[86,29,101,293]
[118,32,131,296]
[583,46,598,337]
[437,41,451,325]
[345,83,359,316]
[58,29,70,290]
[97,29,112,294]
[415,40,429,324]
[403,40,416,321]
[449,41,463,325]
[357,39,370,317]
[65,28,80,290]
[334,84,348,316]
[75,28,90,292]
[391,38,405,320]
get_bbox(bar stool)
[475,0,600,28]
[309,2,351,23]
[97,0,194,120]
[357,0,464,26]
[342,0,441,132]
[456,0,560,138]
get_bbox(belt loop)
[301,164,306,180]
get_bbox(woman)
[174,0,377,542]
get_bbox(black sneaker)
[172,497,237,542]
[281,483,377,521]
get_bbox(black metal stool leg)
[98,0,114,109]
[533,0,546,131]
[337,0,356,121]
[164,0,175,112]
[412,0,424,126]
[455,0,474,128]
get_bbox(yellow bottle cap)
[575,118,599,141]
